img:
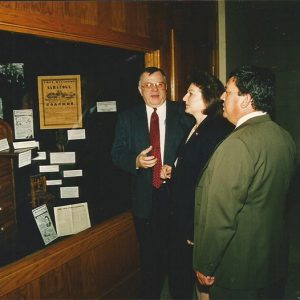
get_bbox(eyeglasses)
[225,90,242,96]
[141,82,166,90]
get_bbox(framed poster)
[38,75,82,129]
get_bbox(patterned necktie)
[150,108,163,189]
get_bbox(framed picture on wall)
[38,75,82,129]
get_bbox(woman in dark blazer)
[161,70,234,299]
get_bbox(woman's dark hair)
[228,65,275,113]
[187,69,225,117]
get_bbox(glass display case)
[0,30,145,266]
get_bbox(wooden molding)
[145,50,160,68]
[170,28,176,101]
[0,5,159,51]
[0,211,139,297]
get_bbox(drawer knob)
[0,227,4,231]
[0,207,2,211]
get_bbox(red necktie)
[150,108,163,189]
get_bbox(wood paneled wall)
[0,1,217,100]
[0,211,140,299]
[0,1,161,51]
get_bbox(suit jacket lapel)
[134,104,150,149]
[164,101,177,163]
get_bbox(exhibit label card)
[50,152,76,164]
[32,204,58,245]
[60,186,79,198]
[13,140,39,149]
[67,129,86,140]
[97,101,117,112]
[54,202,91,236]
[39,165,59,173]
[32,151,47,160]
[13,109,34,139]
[63,169,83,177]
[0,138,9,151]
[18,149,32,168]
[46,179,62,186]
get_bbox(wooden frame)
[0,4,159,52]
[0,211,140,299]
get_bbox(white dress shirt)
[236,111,267,128]
[146,102,166,164]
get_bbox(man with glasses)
[112,67,192,299]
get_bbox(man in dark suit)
[193,65,296,299]
[112,67,191,299]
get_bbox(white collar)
[236,111,267,128]
[146,101,166,116]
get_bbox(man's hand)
[160,164,172,179]
[195,271,215,286]
[136,146,157,169]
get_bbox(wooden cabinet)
[0,119,17,264]
[0,159,16,233]
[0,119,41,265]
[0,211,140,299]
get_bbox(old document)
[38,75,82,129]
[54,202,91,236]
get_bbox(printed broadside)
[38,75,82,129]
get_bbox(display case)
[0,30,144,266]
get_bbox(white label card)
[63,169,83,177]
[39,165,59,173]
[50,152,76,164]
[60,186,79,198]
[67,129,86,140]
[32,151,47,161]
[46,180,62,186]
[0,138,9,151]
[13,140,39,149]
[18,150,32,168]
[97,101,117,112]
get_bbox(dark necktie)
[150,108,163,189]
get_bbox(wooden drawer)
[0,217,16,240]
[0,206,15,223]
[0,159,12,177]
[0,193,15,218]
[0,174,14,198]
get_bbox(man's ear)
[240,94,252,109]
[138,86,142,96]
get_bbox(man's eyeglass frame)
[141,82,166,90]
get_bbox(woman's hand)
[160,164,172,179]
[195,271,215,286]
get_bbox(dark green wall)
[225,0,300,163]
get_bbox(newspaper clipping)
[32,204,58,245]
[54,202,91,236]
[13,109,34,139]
